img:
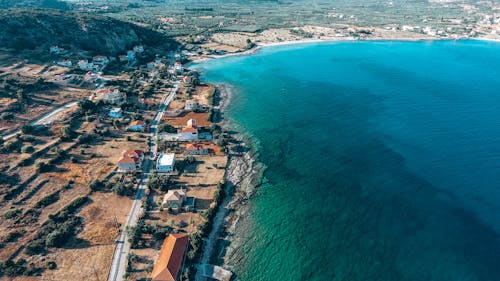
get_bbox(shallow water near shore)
[196,40,500,281]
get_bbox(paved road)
[2,101,78,141]
[107,82,179,281]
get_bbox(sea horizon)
[195,40,500,281]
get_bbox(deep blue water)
[197,40,500,281]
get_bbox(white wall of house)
[156,153,175,173]
[179,131,198,141]
[118,162,136,172]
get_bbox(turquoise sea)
[196,40,500,281]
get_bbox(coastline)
[189,35,500,64]
[194,82,264,276]
[191,36,500,278]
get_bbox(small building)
[77,60,94,71]
[156,153,175,173]
[108,107,122,118]
[50,46,63,54]
[162,189,186,210]
[147,61,157,70]
[127,50,136,60]
[151,233,189,281]
[93,55,109,65]
[178,119,198,141]
[133,45,144,53]
[95,88,125,105]
[117,156,137,172]
[128,120,145,132]
[117,149,144,172]
[118,55,128,62]
[57,60,72,67]
[184,100,208,111]
[185,143,208,155]
[173,62,183,75]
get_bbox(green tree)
[60,125,74,139]
[21,124,34,134]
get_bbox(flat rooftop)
[158,153,175,166]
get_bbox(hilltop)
[0,9,179,55]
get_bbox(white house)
[174,62,183,75]
[77,60,94,71]
[118,55,128,62]
[146,61,157,70]
[133,45,144,53]
[128,120,145,132]
[50,46,63,54]
[184,100,199,111]
[108,107,122,118]
[57,60,72,67]
[184,100,208,111]
[178,119,198,141]
[95,88,125,105]
[93,55,109,65]
[157,153,175,173]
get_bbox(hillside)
[0,9,179,55]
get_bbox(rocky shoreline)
[195,82,264,277]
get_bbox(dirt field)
[191,84,214,106]
[178,156,227,188]
[42,191,133,281]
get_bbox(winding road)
[2,101,79,141]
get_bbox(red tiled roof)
[185,143,202,150]
[151,233,189,281]
[118,156,135,164]
[180,126,197,133]
[129,120,145,127]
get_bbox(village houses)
[108,107,122,118]
[93,55,110,65]
[185,143,209,155]
[117,149,144,172]
[156,153,175,173]
[49,46,64,55]
[95,88,125,104]
[184,99,208,111]
[178,119,198,141]
[56,60,72,67]
[133,45,144,53]
[174,62,183,75]
[162,189,186,209]
[77,60,94,71]
[151,233,189,281]
[128,120,145,132]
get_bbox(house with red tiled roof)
[185,143,209,155]
[117,149,144,172]
[95,88,125,105]
[178,119,198,141]
[117,157,136,172]
[151,233,189,281]
[128,120,145,132]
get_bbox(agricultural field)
[77,0,499,40]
